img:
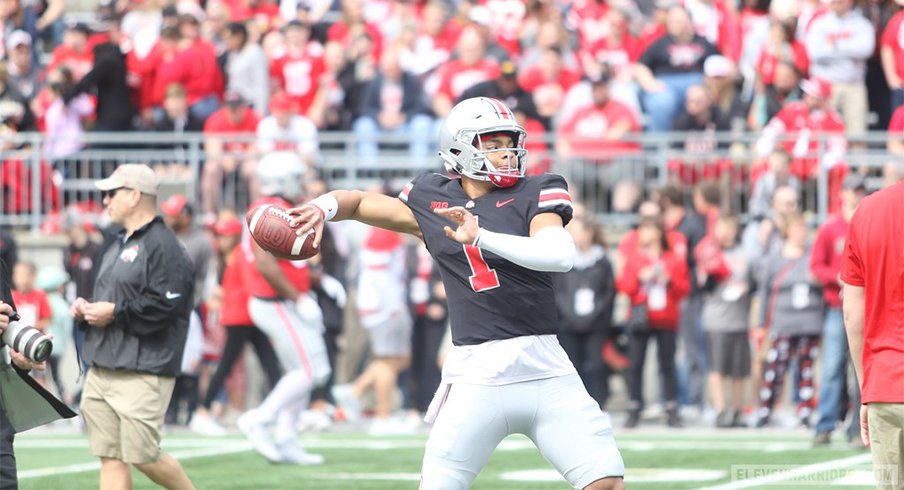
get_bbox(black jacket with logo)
[81,217,194,376]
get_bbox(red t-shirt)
[617,229,689,262]
[270,46,326,116]
[557,100,641,158]
[756,41,810,86]
[220,244,254,327]
[241,197,311,299]
[435,59,500,101]
[150,46,193,107]
[889,105,904,133]
[182,40,224,105]
[616,250,690,330]
[881,11,904,81]
[47,45,94,82]
[11,289,52,331]
[840,181,904,403]
[810,214,848,308]
[517,65,581,94]
[204,107,261,151]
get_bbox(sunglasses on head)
[102,187,134,199]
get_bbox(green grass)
[15,429,873,489]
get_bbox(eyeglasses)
[102,187,134,199]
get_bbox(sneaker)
[276,439,325,465]
[190,412,227,437]
[813,431,832,447]
[715,410,732,428]
[237,410,281,463]
[331,384,362,422]
[730,410,746,428]
[624,410,641,429]
[666,408,683,428]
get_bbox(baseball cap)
[224,91,246,107]
[801,77,832,99]
[269,93,297,114]
[6,30,32,51]
[160,194,190,216]
[66,21,91,35]
[213,216,243,236]
[842,174,867,192]
[468,5,492,26]
[589,71,611,85]
[500,60,517,78]
[704,55,733,78]
[95,164,159,195]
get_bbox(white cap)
[6,30,32,51]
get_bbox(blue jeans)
[642,72,705,132]
[352,114,437,167]
[816,308,846,434]
[892,89,904,112]
[190,95,222,123]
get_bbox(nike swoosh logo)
[496,198,515,208]
[165,291,182,300]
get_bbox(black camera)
[2,312,53,363]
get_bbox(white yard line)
[693,453,874,490]
[18,443,252,480]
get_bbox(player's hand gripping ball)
[246,204,317,260]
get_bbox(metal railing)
[1,131,897,232]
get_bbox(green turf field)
[15,428,877,489]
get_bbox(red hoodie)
[617,250,690,330]
[810,214,847,308]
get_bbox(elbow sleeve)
[474,226,575,272]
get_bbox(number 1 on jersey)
[464,244,500,292]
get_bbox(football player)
[288,98,625,490]
[235,152,346,465]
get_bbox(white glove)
[296,294,324,328]
[319,275,347,308]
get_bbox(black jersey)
[400,172,574,346]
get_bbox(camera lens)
[31,338,53,363]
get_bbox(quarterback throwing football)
[289,97,625,490]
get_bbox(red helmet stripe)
[486,98,512,120]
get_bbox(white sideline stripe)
[692,453,873,490]
[18,443,252,480]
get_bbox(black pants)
[558,330,609,408]
[406,316,447,413]
[202,325,283,410]
[0,406,16,490]
[311,330,340,404]
[166,375,199,425]
[628,328,678,409]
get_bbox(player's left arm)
[435,207,575,273]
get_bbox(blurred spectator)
[150,83,204,176]
[0,62,33,130]
[669,84,732,183]
[160,194,214,309]
[637,0,672,56]
[703,55,748,129]
[201,91,261,215]
[37,266,71,403]
[519,46,581,123]
[120,0,163,60]
[222,21,270,115]
[317,41,353,131]
[812,175,866,446]
[556,72,641,159]
[617,218,691,428]
[64,41,135,132]
[755,17,809,89]
[520,19,578,72]
[888,103,904,154]
[478,0,526,59]
[748,60,802,131]
[43,66,93,165]
[755,77,847,183]
[881,2,904,110]
[797,0,830,40]
[753,213,824,428]
[748,150,802,219]
[742,185,799,274]
[404,242,446,417]
[47,21,93,82]
[11,261,51,332]
[397,1,457,77]
[617,200,690,260]
[177,14,225,122]
[552,213,616,409]
[6,30,40,100]
[431,27,499,118]
[697,215,752,428]
[459,60,539,123]
[352,45,433,165]
[805,0,875,135]
[140,25,186,123]
[635,6,719,131]
[684,0,741,60]
[328,0,383,62]
[256,92,318,164]
[859,0,897,129]
[62,206,99,365]
[464,4,515,62]
[270,20,326,123]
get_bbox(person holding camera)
[71,164,196,490]
[1,257,76,490]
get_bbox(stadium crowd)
[3,0,904,457]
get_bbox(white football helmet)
[256,151,306,201]
[438,97,528,188]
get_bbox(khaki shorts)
[81,367,176,464]
[868,403,904,490]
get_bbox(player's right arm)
[288,190,422,248]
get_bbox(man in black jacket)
[71,164,195,489]
[64,42,135,132]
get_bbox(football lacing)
[267,207,292,223]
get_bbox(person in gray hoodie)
[753,213,825,428]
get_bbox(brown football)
[246,204,317,260]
